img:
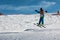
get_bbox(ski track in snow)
[0,13,60,40]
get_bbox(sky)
[0,0,60,15]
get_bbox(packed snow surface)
[0,13,60,40]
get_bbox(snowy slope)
[0,13,60,40]
[0,13,60,32]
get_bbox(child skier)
[35,8,45,28]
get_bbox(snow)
[0,13,60,40]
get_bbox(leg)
[42,17,44,25]
[37,17,42,26]
[42,17,46,28]
[39,17,42,24]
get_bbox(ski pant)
[39,16,44,25]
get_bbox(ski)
[34,23,46,28]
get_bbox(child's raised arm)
[35,10,40,13]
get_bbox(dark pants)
[39,16,44,25]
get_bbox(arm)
[35,10,40,13]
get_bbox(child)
[35,8,45,28]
